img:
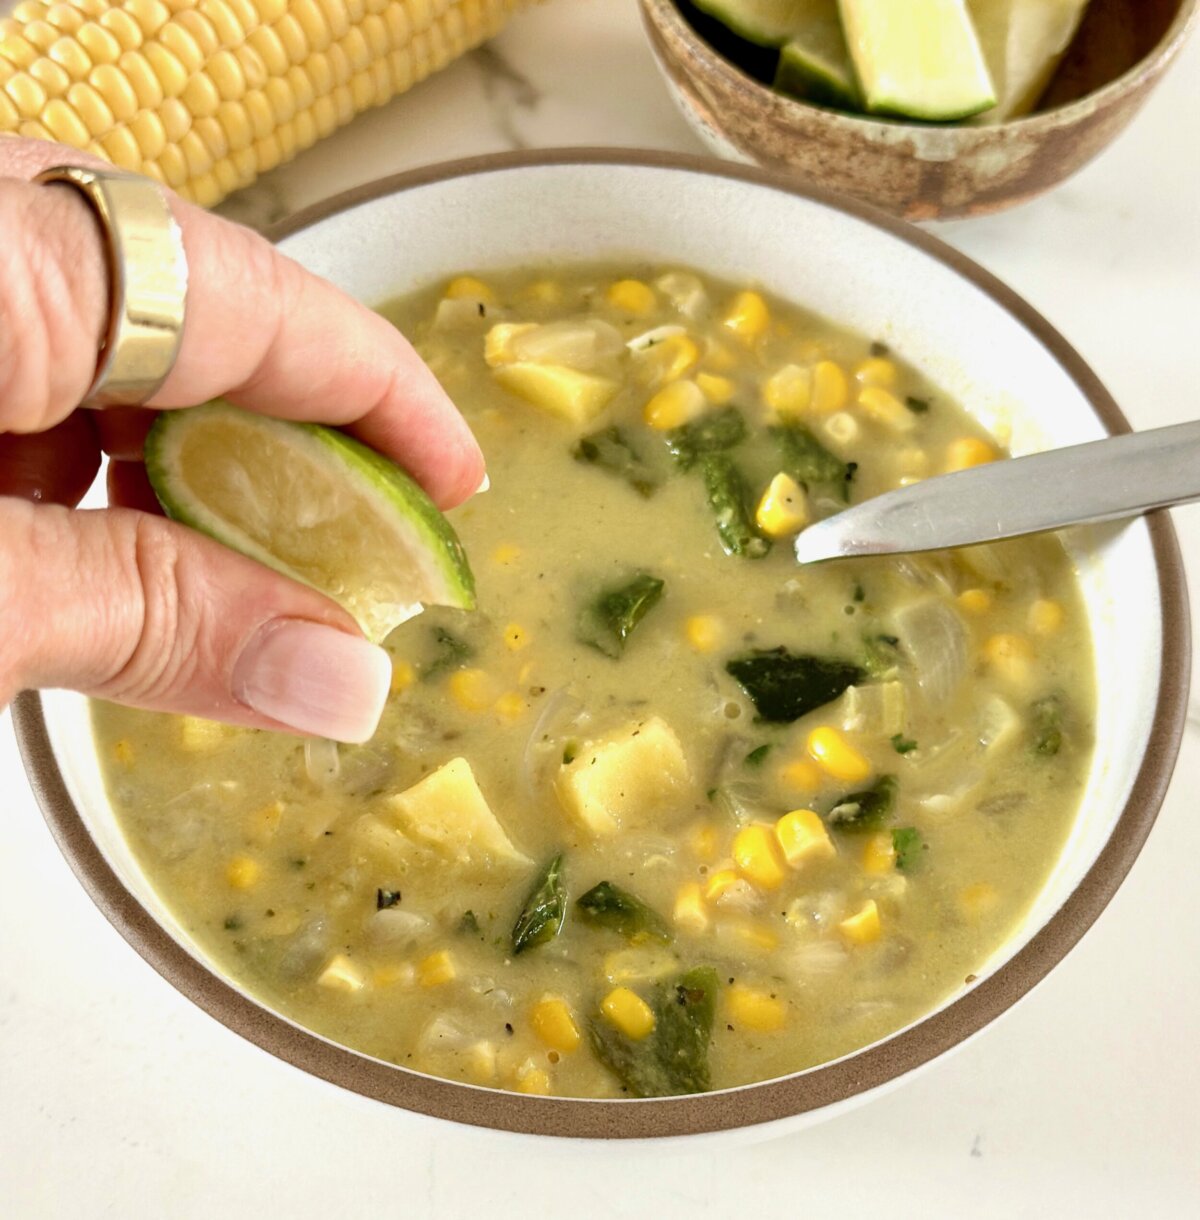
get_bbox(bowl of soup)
[14,151,1188,1141]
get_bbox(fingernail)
[232,619,391,744]
[476,471,491,494]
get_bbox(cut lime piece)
[838,0,997,120]
[145,401,475,643]
[774,3,861,110]
[691,0,809,48]
[969,0,1091,121]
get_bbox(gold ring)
[34,165,188,409]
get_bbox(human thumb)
[1,497,392,744]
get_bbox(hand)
[0,137,484,744]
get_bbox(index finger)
[4,138,484,510]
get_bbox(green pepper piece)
[511,854,567,954]
[576,881,672,943]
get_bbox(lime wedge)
[969,0,1091,121]
[773,3,860,110]
[691,0,809,47]
[145,401,475,643]
[838,0,997,121]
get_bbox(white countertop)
[3,3,1199,1215]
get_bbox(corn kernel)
[449,668,493,712]
[639,333,700,384]
[390,659,415,693]
[726,920,778,952]
[673,881,709,933]
[854,356,897,387]
[112,738,135,766]
[732,823,787,890]
[317,953,366,992]
[839,899,882,944]
[945,436,997,472]
[957,588,992,615]
[704,867,741,902]
[484,321,537,368]
[726,983,786,1032]
[704,341,738,372]
[690,823,719,861]
[514,1066,551,1095]
[721,290,769,342]
[696,371,736,405]
[775,808,835,867]
[861,831,896,875]
[857,385,913,431]
[418,949,457,988]
[503,622,530,651]
[606,278,656,315]
[372,962,415,987]
[1028,598,1064,636]
[491,542,521,565]
[811,360,848,413]
[530,996,581,1053]
[684,614,723,654]
[445,274,494,304]
[521,278,561,305]
[600,987,655,1040]
[494,691,526,722]
[983,633,1033,685]
[959,882,999,918]
[778,758,823,792]
[226,855,260,889]
[807,727,872,784]
[755,472,809,538]
[762,363,811,416]
[643,379,707,430]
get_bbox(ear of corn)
[1,0,532,207]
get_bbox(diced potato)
[603,946,679,983]
[466,1040,499,1084]
[318,953,367,993]
[178,715,234,752]
[493,362,618,424]
[485,321,538,367]
[386,758,529,867]
[555,717,692,836]
[755,472,810,539]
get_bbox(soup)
[93,266,1094,1099]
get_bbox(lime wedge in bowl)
[145,400,476,643]
[839,0,997,121]
[691,0,812,47]
[774,3,860,110]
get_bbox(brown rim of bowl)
[13,149,1191,1141]
[641,0,1200,136]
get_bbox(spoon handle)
[794,420,1200,564]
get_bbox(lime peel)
[145,400,476,644]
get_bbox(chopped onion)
[654,272,708,319]
[368,907,431,945]
[304,737,341,786]
[520,687,586,803]
[510,318,624,369]
[788,937,849,976]
[894,596,968,706]
[626,323,686,352]
[432,296,488,330]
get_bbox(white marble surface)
[3,1,1200,1216]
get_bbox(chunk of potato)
[385,758,528,867]
[493,362,618,423]
[555,716,692,836]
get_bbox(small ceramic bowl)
[640,0,1198,220]
[14,151,1190,1141]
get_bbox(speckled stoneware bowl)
[14,152,1190,1142]
[641,0,1197,220]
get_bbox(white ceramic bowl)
[15,151,1189,1142]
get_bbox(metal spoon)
[794,420,1200,565]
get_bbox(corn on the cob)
[1,0,530,207]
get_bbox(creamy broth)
[93,266,1094,1098]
